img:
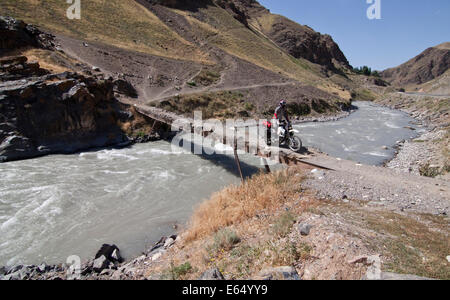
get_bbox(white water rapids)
[0,101,422,266]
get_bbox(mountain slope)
[219,0,351,71]
[419,69,450,95]
[381,42,450,89]
[1,0,354,117]
[1,0,213,63]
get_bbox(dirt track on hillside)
[56,34,343,114]
[56,34,291,98]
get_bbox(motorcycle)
[279,121,303,152]
[264,120,303,152]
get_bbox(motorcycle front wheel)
[288,136,302,152]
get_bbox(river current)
[0,101,422,266]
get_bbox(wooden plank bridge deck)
[133,104,333,175]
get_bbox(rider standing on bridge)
[274,100,291,138]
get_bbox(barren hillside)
[1,0,355,118]
[381,42,450,90]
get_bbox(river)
[0,101,423,266]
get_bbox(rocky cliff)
[0,57,129,162]
[0,17,150,162]
[0,16,55,54]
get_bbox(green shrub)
[353,65,374,76]
[287,102,311,116]
[193,70,221,86]
[271,211,296,237]
[419,163,441,178]
[243,102,254,111]
[163,262,193,280]
[208,229,241,253]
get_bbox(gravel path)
[302,153,450,216]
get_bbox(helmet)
[279,100,287,107]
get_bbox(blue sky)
[258,0,450,70]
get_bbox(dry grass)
[175,6,325,85]
[143,168,448,280]
[321,201,450,280]
[1,0,209,63]
[351,88,377,101]
[364,211,450,279]
[149,167,319,279]
[21,48,72,73]
[5,47,78,73]
[185,168,305,242]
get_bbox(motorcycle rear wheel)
[288,136,302,152]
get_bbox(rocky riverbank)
[0,235,180,280]
[292,105,356,124]
[375,92,449,180]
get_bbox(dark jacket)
[274,104,290,123]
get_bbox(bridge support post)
[150,120,159,135]
[261,158,271,173]
[234,127,244,183]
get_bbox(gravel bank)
[386,129,447,176]
[302,154,450,216]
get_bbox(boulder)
[256,266,301,280]
[198,268,225,280]
[81,261,94,276]
[298,223,313,236]
[95,244,124,263]
[4,266,31,280]
[92,255,110,273]
[0,135,35,162]
[164,237,176,248]
[37,263,49,273]
[113,79,138,98]
[111,249,123,263]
